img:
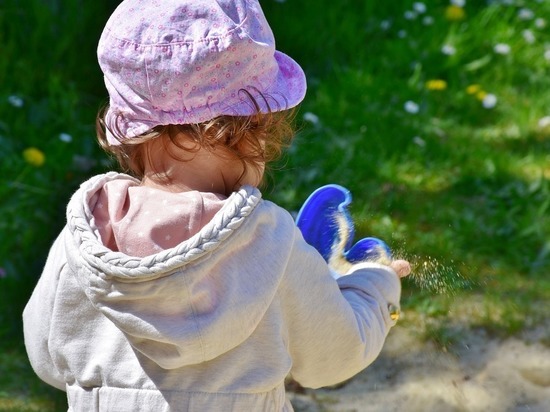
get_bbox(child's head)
[95,0,306,188]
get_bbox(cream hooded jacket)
[23,172,401,412]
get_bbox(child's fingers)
[390,259,411,278]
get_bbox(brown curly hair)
[96,94,296,188]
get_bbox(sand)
[288,324,550,412]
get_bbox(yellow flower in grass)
[476,90,488,101]
[445,5,466,21]
[23,147,45,167]
[466,84,482,95]
[426,79,447,91]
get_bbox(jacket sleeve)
[280,228,401,389]
[23,228,68,391]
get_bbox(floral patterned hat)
[97,0,307,145]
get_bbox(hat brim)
[105,50,306,145]
[270,50,307,111]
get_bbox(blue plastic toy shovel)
[295,184,391,275]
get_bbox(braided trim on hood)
[66,172,262,281]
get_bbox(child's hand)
[389,259,411,278]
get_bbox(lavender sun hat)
[97,0,307,145]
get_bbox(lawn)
[1,0,549,410]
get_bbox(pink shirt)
[93,179,226,257]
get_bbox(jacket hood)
[65,172,282,369]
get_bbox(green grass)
[0,343,66,412]
[1,0,549,409]
[264,0,550,333]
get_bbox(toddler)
[23,0,410,410]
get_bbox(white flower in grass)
[441,44,456,56]
[538,116,550,128]
[482,94,497,109]
[544,49,550,61]
[522,30,535,44]
[303,112,320,125]
[494,43,511,55]
[413,2,427,13]
[380,20,392,30]
[451,0,465,7]
[404,11,417,20]
[518,8,534,20]
[422,16,434,26]
[404,101,420,114]
[8,95,24,107]
[413,136,426,147]
[59,133,72,143]
[398,30,407,38]
[535,18,546,29]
